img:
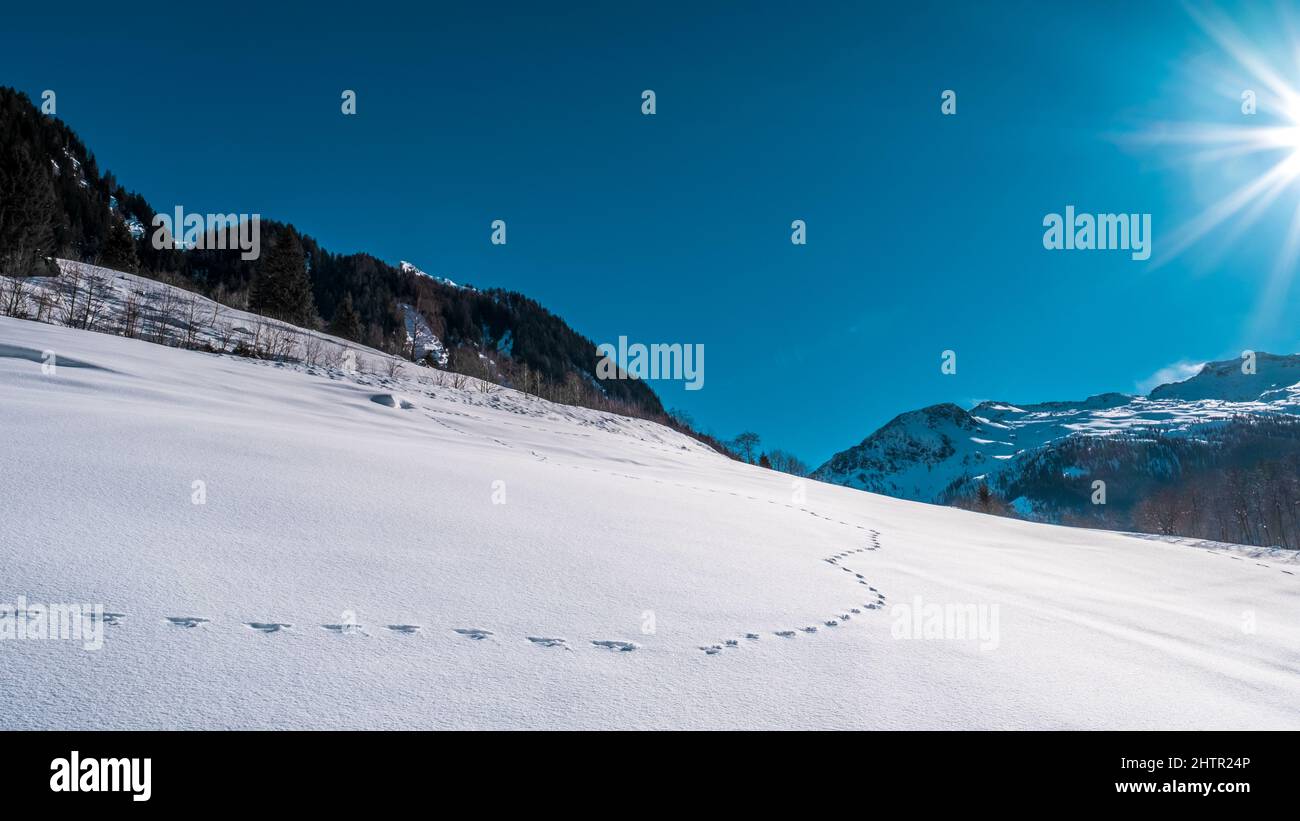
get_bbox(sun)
[1128,4,1300,336]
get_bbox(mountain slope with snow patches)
[1,317,1297,729]
[814,356,1300,518]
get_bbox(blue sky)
[5,1,1300,466]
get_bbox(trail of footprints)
[697,528,888,654]
[76,526,888,659]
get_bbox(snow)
[400,260,464,290]
[2,316,1299,729]
[399,303,448,366]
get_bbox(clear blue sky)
[5,0,1299,466]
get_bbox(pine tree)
[0,140,59,276]
[329,292,363,341]
[250,227,317,326]
[98,218,139,273]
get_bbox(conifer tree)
[250,226,317,326]
[329,292,363,341]
[0,140,59,276]
[98,218,139,273]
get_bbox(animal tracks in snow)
[591,639,639,652]
[526,636,569,649]
[83,484,895,660]
[165,616,209,628]
[246,622,291,633]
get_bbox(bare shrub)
[302,335,326,367]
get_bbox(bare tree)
[181,293,204,349]
[78,272,110,331]
[767,449,809,476]
[302,335,326,367]
[732,432,761,463]
[120,290,144,338]
[32,283,56,323]
[57,263,85,327]
[0,276,31,318]
[151,285,181,344]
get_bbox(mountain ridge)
[813,352,1300,548]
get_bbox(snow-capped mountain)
[400,260,464,290]
[813,354,1300,522]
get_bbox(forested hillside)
[0,85,710,436]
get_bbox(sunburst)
[1129,3,1300,336]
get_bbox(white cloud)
[1136,360,1205,394]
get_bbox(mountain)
[399,260,465,291]
[0,86,693,432]
[813,355,1300,548]
[3,313,1297,729]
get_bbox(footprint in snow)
[453,628,493,640]
[386,624,421,634]
[591,640,638,652]
[699,645,723,655]
[246,622,291,633]
[323,623,368,635]
[774,631,797,638]
[85,612,126,626]
[165,616,209,628]
[526,636,568,649]
[824,620,839,627]
[800,626,818,634]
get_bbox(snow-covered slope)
[6,260,399,371]
[399,302,448,366]
[1,316,1297,729]
[814,355,1300,511]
